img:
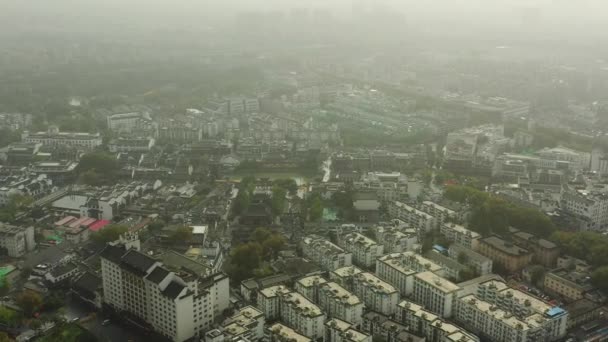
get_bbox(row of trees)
[444,185,556,238]
[225,228,286,283]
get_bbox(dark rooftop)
[481,236,531,256]
[49,263,77,277]
[120,250,157,276]
[72,271,102,294]
[146,266,170,284]
[162,281,186,299]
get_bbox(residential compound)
[257,285,325,340]
[301,235,352,271]
[455,278,568,342]
[338,232,384,268]
[100,236,229,342]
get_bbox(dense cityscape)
[1,1,608,342]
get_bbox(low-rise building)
[318,282,364,326]
[338,233,384,268]
[22,126,102,150]
[544,268,594,302]
[301,235,352,271]
[511,230,560,267]
[108,137,156,153]
[330,266,363,291]
[448,244,493,276]
[477,236,533,273]
[412,271,460,318]
[375,253,417,296]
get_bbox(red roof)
[88,220,111,232]
[54,216,76,226]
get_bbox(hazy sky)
[2,0,607,43]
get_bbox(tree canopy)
[445,185,555,238]
[225,228,286,283]
[91,224,128,243]
[76,152,120,185]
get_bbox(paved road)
[65,296,146,342]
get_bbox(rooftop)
[481,236,531,256]
[269,323,311,342]
[354,272,398,294]
[320,282,361,306]
[332,266,363,279]
[280,291,323,317]
[297,275,328,288]
[415,271,460,293]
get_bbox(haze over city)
[0,1,607,342]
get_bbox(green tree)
[91,224,128,243]
[592,266,608,293]
[0,331,12,342]
[528,265,546,286]
[233,190,251,216]
[262,235,286,260]
[16,291,43,317]
[76,152,120,185]
[169,226,193,243]
[252,228,272,244]
[271,186,286,216]
[309,197,324,222]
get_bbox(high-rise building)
[100,236,229,342]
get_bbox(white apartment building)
[412,271,460,318]
[330,266,363,291]
[440,223,481,250]
[376,253,417,296]
[419,201,457,225]
[301,235,353,271]
[222,306,265,341]
[455,279,568,342]
[388,201,437,232]
[351,272,399,315]
[536,146,590,170]
[381,252,444,275]
[100,238,229,342]
[295,275,328,302]
[22,126,102,150]
[0,224,35,258]
[396,300,479,342]
[449,244,493,275]
[107,112,154,133]
[374,226,418,253]
[325,318,371,342]
[268,323,311,342]
[257,286,326,340]
[561,188,608,231]
[338,232,384,268]
[295,275,364,327]
[318,282,364,326]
